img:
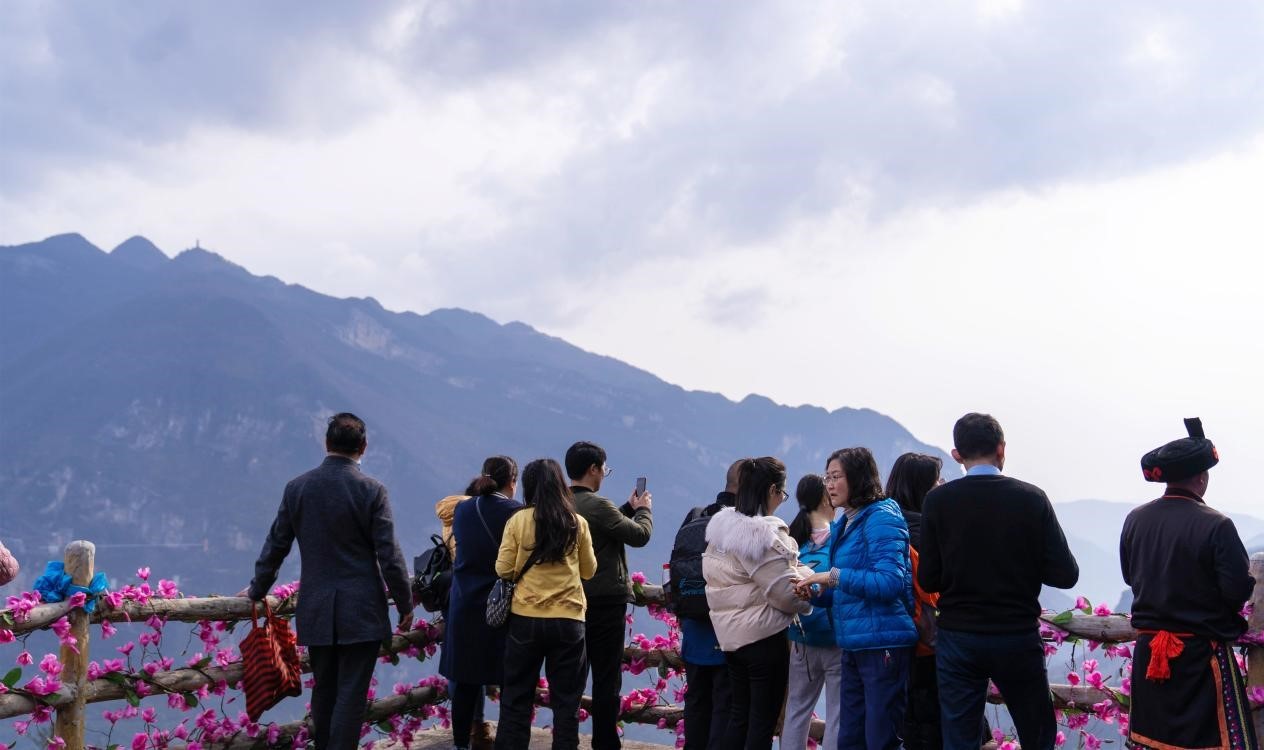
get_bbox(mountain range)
[0,233,954,600]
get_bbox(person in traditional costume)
[1120,417,1257,750]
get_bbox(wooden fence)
[3,542,1262,748]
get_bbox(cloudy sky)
[4,1,1263,515]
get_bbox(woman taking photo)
[797,447,917,750]
[782,473,842,750]
[440,456,522,750]
[885,452,944,750]
[494,458,597,750]
[703,456,812,750]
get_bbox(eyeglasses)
[602,465,613,478]
[778,487,789,501]
[823,473,845,484]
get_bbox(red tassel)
[1145,630,1185,682]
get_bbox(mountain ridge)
[0,233,954,598]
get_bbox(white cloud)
[4,1,1264,514]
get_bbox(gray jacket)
[249,455,413,646]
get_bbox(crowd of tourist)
[242,411,1257,750]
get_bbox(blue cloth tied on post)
[32,561,110,613]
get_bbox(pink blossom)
[137,567,150,581]
[16,650,33,666]
[1074,595,1091,611]
[132,733,148,750]
[1065,713,1089,730]
[101,620,118,639]
[1054,731,1066,747]
[142,707,157,723]
[1247,686,1264,707]
[1093,603,1112,616]
[39,653,63,677]
[22,676,62,696]
[1065,671,1080,687]
[13,721,29,736]
[117,641,135,655]
[158,580,179,599]
[1084,732,1102,750]
[68,591,87,609]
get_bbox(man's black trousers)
[308,641,380,750]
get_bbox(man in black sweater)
[1121,418,1256,750]
[919,413,1078,750]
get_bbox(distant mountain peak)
[29,233,104,262]
[172,246,250,276]
[111,236,168,270]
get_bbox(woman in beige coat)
[703,456,813,750]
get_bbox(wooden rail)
[3,543,1262,749]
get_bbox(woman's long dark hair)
[521,458,578,563]
[787,473,827,545]
[827,447,885,508]
[885,452,942,514]
[734,456,787,517]
[468,455,518,497]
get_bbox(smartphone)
[635,477,647,497]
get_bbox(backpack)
[668,512,713,620]
[908,544,939,655]
[412,533,454,613]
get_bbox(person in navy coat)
[439,456,522,750]
[248,413,413,750]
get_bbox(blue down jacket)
[813,498,917,651]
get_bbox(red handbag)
[241,601,303,720]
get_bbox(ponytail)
[787,473,826,545]
[467,455,518,497]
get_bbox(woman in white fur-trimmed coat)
[703,456,813,750]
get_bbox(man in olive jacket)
[567,441,654,750]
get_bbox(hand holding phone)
[629,478,652,510]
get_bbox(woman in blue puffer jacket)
[797,447,917,750]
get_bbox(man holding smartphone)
[567,440,654,750]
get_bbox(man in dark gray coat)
[248,413,414,750]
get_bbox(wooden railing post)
[1249,552,1264,737]
[53,540,94,750]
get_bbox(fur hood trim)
[705,507,790,562]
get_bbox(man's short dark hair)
[564,441,607,481]
[326,412,367,455]
[953,412,1004,459]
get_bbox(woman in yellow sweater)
[493,458,597,750]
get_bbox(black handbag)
[486,545,543,628]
